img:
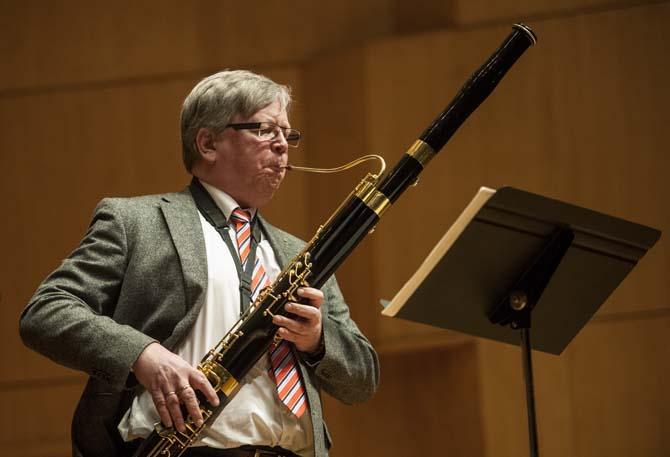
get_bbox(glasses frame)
[225,122,301,148]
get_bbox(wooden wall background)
[1,1,668,456]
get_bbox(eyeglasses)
[225,122,301,148]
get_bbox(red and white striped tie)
[230,208,308,418]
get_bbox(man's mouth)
[266,162,287,173]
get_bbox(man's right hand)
[132,342,220,433]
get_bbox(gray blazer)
[20,188,379,457]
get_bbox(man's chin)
[253,179,283,208]
[264,173,284,190]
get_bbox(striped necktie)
[230,208,308,418]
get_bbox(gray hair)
[180,69,292,172]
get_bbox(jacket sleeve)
[311,276,380,404]
[19,199,156,389]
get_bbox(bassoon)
[133,23,537,457]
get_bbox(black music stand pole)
[488,226,575,457]
[521,327,538,457]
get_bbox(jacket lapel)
[159,188,208,348]
[257,215,302,269]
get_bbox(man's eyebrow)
[254,117,291,129]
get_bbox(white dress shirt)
[118,182,314,456]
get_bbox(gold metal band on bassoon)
[364,191,391,216]
[352,176,391,216]
[199,360,239,396]
[353,173,391,216]
[220,376,239,396]
[406,139,436,167]
[353,174,378,203]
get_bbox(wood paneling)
[2,1,656,94]
[0,1,393,92]
[324,343,485,457]
[391,1,657,34]
[0,1,203,91]
[0,379,84,457]
[569,314,670,456]
[448,0,656,26]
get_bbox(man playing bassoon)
[20,69,379,457]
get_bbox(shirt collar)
[199,180,258,223]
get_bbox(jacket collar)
[158,188,208,348]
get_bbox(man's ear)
[195,128,218,164]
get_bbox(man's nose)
[271,132,289,153]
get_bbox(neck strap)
[189,178,261,313]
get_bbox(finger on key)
[191,370,220,407]
[180,385,204,427]
[151,388,173,428]
[165,389,185,432]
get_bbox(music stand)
[382,186,661,457]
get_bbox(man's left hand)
[272,287,323,355]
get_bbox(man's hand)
[132,342,220,433]
[272,287,323,354]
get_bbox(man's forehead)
[238,100,289,125]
